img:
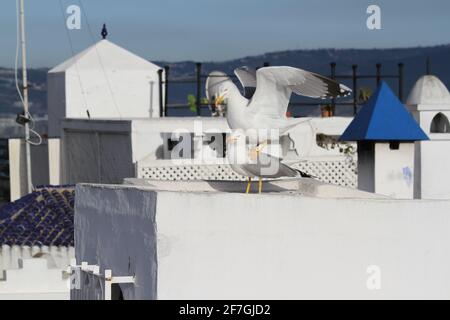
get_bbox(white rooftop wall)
[47,40,163,137]
[0,246,74,300]
[0,258,69,300]
[374,143,415,199]
[74,183,450,299]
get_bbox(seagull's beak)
[215,94,226,108]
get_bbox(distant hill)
[1,44,449,129]
[0,68,47,117]
[159,44,450,81]
[156,44,450,116]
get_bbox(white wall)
[75,185,157,300]
[48,138,61,185]
[0,246,74,300]
[64,70,160,120]
[419,141,450,199]
[0,245,74,271]
[375,143,415,199]
[0,258,69,300]
[75,183,450,299]
[410,109,450,199]
[8,139,49,201]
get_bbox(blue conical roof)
[340,82,428,141]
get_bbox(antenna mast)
[19,0,33,194]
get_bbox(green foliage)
[316,133,356,155]
[187,95,211,113]
[358,87,373,103]
[187,94,197,113]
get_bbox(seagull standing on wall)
[226,131,312,193]
[206,66,351,193]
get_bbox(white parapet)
[74,180,450,299]
[0,257,70,300]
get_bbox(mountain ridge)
[1,44,449,122]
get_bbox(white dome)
[407,75,450,106]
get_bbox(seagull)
[206,66,351,148]
[226,132,312,193]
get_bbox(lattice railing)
[291,160,357,188]
[137,157,357,188]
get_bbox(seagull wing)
[234,66,257,99]
[249,66,352,118]
[242,153,299,178]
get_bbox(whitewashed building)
[72,177,450,299]
[0,186,74,299]
[10,38,359,199]
[340,81,428,199]
[47,39,163,137]
[70,78,450,300]
[7,34,450,299]
[9,39,165,200]
[407,75,450,199]
[0,247,73,300]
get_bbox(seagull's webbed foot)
[245,177,252,194]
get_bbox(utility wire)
[57,0,89,113]
[15,0,42,146]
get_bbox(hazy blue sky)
[1,0,449,67]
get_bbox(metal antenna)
[19,0,33,194]
[101,23,108,39]
[426,57,431,75]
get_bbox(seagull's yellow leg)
[245,177,252,194]
[258,177,263,194]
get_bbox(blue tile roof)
[340,81,429,141]
[0,186,74,247]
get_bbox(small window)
[389,141,400,150]
[430,113,450,133]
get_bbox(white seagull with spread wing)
[206,66,351,193]
[206,66,351,146]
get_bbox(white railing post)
[104,269,112,300]
[69,263,135,300]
